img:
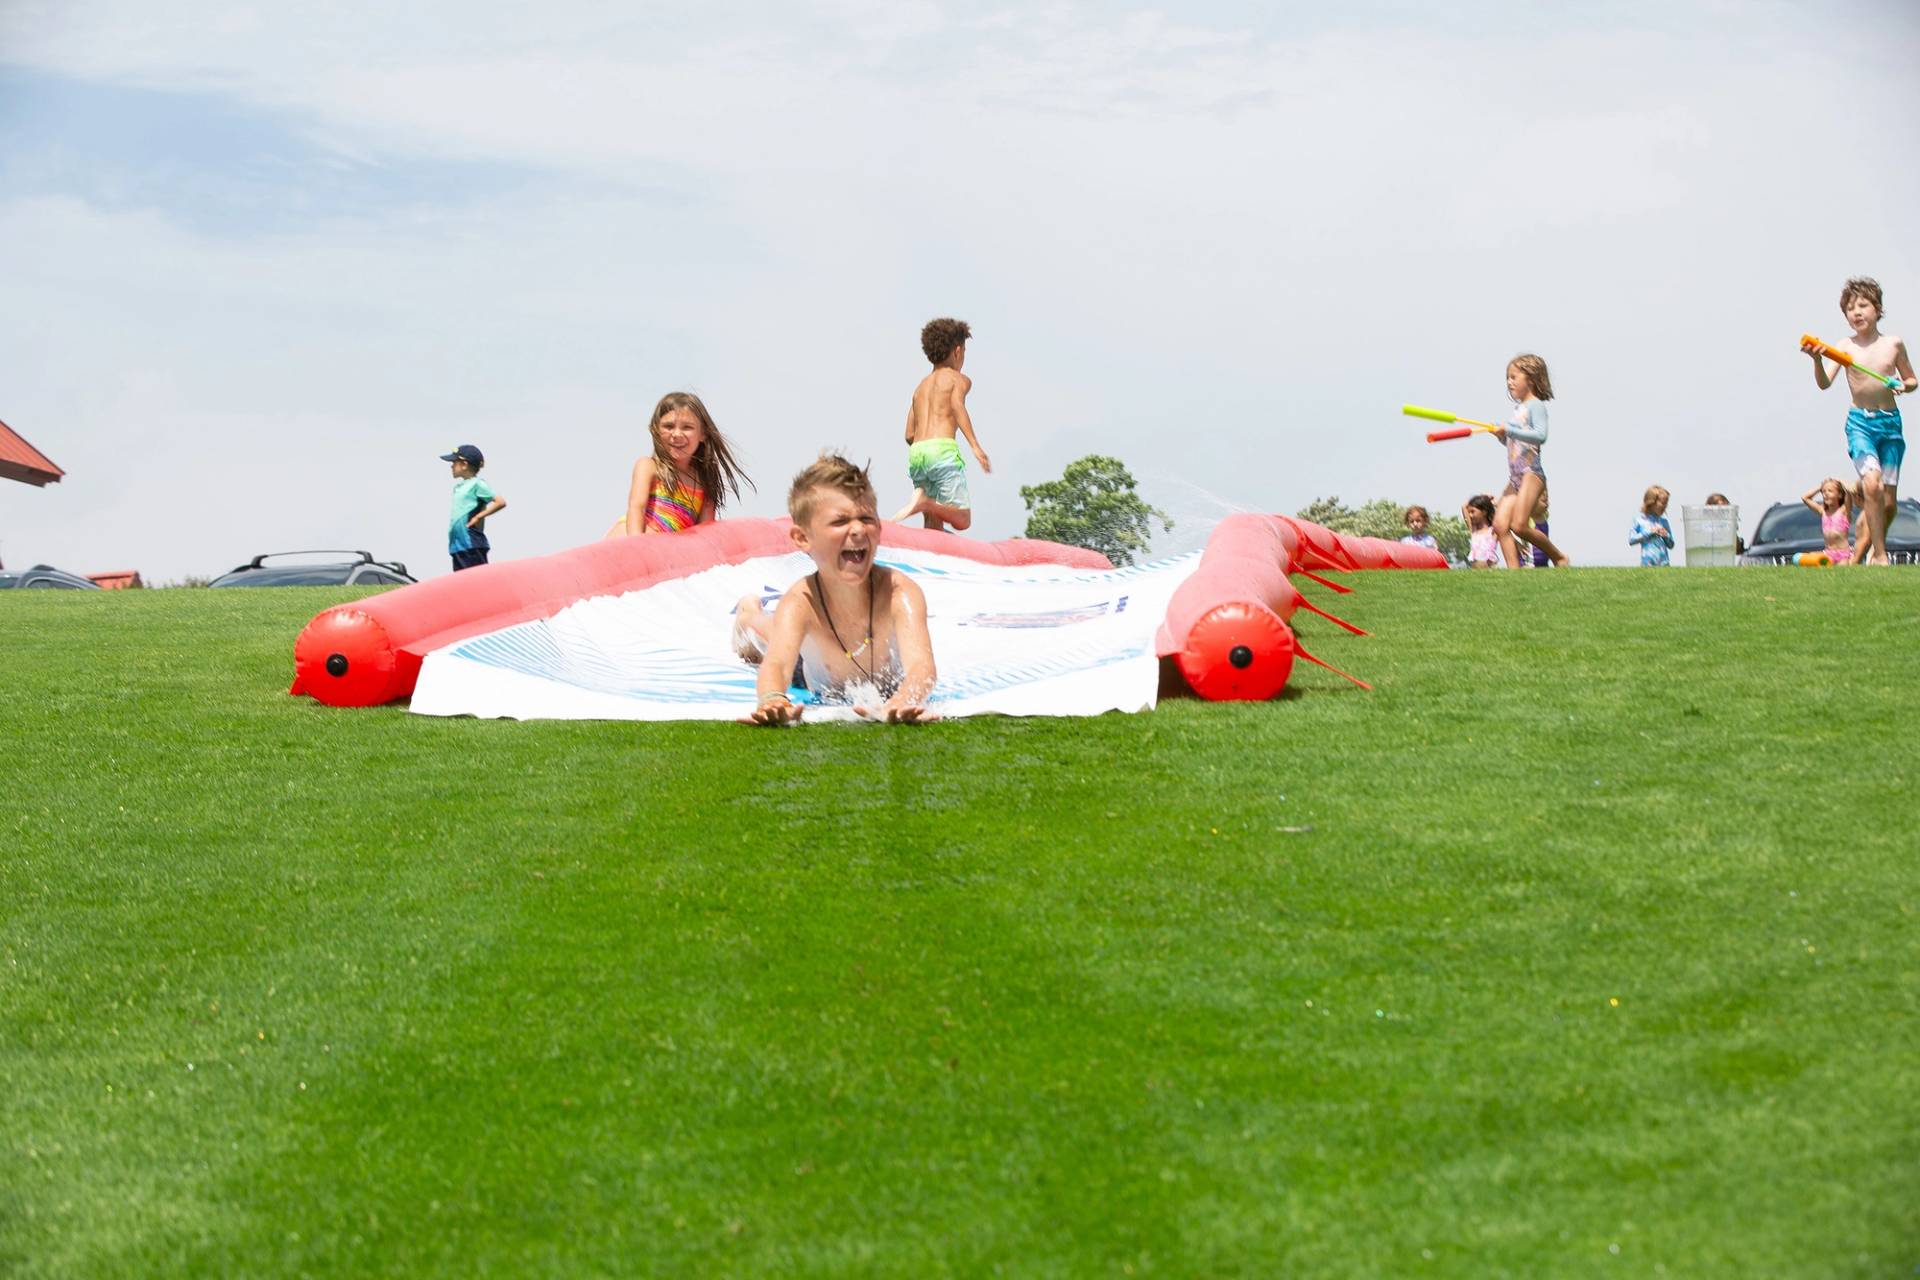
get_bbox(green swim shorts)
[907,437,970,510]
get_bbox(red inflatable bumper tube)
[291,519,1110,707]
[1153,514,1444,700]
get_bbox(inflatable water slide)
[290,516,1444,720]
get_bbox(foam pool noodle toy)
[1403,404,1503,443]
[1795,551,1833,567]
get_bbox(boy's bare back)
[906,367,971,445]
[896,318,989,531]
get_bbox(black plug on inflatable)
[1228,645,1253,669]
[290,607,406,706]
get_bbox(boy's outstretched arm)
[877,574,939,724]
[951,375,990,473]
[1801,338,1836,390]
[744,592,808,725]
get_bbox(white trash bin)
[1681,504,1739,567]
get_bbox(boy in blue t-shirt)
[441,444,506,571]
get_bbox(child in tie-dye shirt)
[1629,485,1674,566]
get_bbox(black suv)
[209,551,416,588]
[1740,498,1920,565]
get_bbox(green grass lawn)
[3,569,1917,1277]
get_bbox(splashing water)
[799,676,895,724]
[839,679,889,716]
[1147,476,1259,559]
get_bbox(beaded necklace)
[811,570,874,683]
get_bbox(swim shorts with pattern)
[1845,406,1904,487]
[907,437,971,510]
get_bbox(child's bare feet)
[892,489,927,524]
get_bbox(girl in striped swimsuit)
[605,392,754,537]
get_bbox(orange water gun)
[1800,334,1901,391]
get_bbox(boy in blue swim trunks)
[1802,277,1917,565]
[893,317,992,533]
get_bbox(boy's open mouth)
[839,547,869,569]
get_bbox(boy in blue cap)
[441,444,506,571]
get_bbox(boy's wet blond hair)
[1508,353,1553,401]
[1641,485,1670,515]
[1841,277,1884,318]
[788,452,876,526]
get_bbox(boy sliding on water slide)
[894,317,991,532]
[1802,277,1916,566]
[736,454,938,725]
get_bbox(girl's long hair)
[1641,484,1670,515]
[650,391,754,511]
[1508,353,1554,401]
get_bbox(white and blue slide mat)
[409,547,1202,721]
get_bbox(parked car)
[0,564,104,589]
[1740,498,1920,565]
[209,550,416,588]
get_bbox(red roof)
[0,418,64,486]
[88,571,144,590]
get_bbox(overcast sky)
[3,0,1918,579]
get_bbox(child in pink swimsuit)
[1800,477,1856,565]
[1462,494,1500,567]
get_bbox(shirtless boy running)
[894,317,991,532]
[1802,277,1917,565]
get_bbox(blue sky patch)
[0,65,547,236]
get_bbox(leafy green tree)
[1426,513,1469,564]
[1296,495,1468,563]
[1021,455,1172,567]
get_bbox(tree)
[1021,455,1172,567]
[1296,495,1469,564]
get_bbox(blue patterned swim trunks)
[1845,406,1904,487]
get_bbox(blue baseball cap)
[439,444,484,465]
